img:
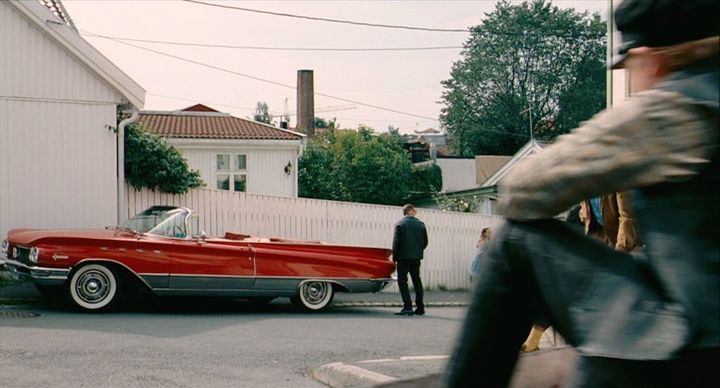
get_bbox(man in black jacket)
[392,204,429,316]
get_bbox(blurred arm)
[498,90,719,220]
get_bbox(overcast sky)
[61,0,609,133]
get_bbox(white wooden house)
[137,104,305,198]
[473,139,548,214]
[418,140,546,214]
[0,1,145,237]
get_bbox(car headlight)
[0,239,8,255]
[29,247,40,263]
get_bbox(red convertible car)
[1,206,395,312]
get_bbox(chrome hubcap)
[75,270,111,304]
[303,282,328,305]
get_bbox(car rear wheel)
[67,264,120,311]
[291,281,334,311]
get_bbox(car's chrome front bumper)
[2,258,69,286]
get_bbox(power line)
[333,117,438,124]
[147,93,258,112]
[181,0,605,39]
[87,32,438,121]
[181,0,469,33]
[81,32,462,52]
[149,93,439,124]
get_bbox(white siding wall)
[0,2,120,104]
[0,1,124,237]
[172,144,299,197]
[128,186,504,290]
[0,100,118,237]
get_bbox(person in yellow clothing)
[522,191,643,352]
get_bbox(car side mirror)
[198,231,207,242]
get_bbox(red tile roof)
[181,103,220,112]
[138,109,303,141]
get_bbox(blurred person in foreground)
[522,191,642,353]
[442,0,719,386]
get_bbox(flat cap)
[612,0,720,68]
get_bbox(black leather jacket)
[392,216,428,261]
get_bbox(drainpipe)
[117,106,139,225]
[295,136,307,197]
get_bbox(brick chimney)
[297,69,314,136]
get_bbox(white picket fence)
[127,186,503,291]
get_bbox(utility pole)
[520,105,533,140]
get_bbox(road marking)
[358,355,449,364]
[400,355,449,361]
[313,362,395,387]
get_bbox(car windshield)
[121,206,189,238]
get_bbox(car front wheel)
[291,281,334,311]
[67,264,120,311]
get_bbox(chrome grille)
[10,245,32,265]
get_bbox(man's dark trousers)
[396,259,424,310]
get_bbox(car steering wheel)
[173,225,185,238]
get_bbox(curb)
[332,301,468,308]
[0,298,41,306]
[312,356,449,388]
[312,362,396,387]
[0,298,468,308]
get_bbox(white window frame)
[215,153,248,192]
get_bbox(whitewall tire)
[291,281,334,311]
[68,264,120,311]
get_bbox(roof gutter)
[117,106,139,225]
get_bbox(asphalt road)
[0,299,467,387]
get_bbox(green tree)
[314,117,338,130]
[253,101,273,124]
[125,124,204,194]
[410,164,443,199]
[299,126,439,205]
[440,0,606,156]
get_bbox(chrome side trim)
[298,277,394,293]
[169,273,253,279]
[165,273,394,282]
[165,274,394,281]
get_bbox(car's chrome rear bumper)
[2,258,69,286]
[371,277,394,292]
